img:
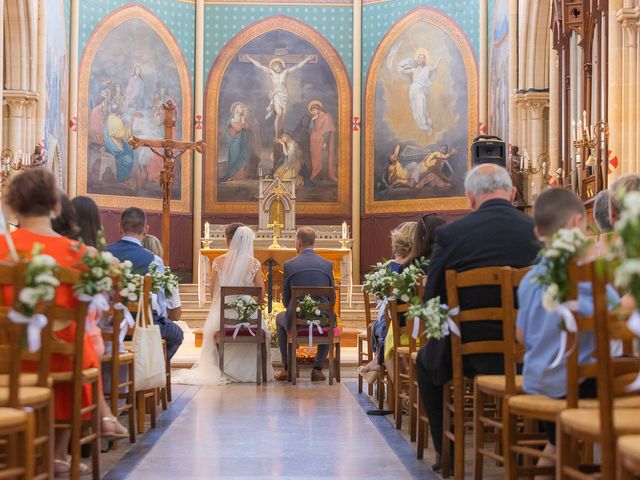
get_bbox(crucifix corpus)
[267,221,284,249]
[128,100,206,265]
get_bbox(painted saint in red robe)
[308,100,337,182]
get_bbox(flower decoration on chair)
[408,296,460,340]
[390,257,429,303]
[10,243,58,352]
[363,260,394,299]
[296,294,327,351]
[115,260,142,304]
[229,296,259,339]
[532,227,590,369]
[147,263,180,297]
[263,298,285,348]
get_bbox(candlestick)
[204,221,210,240]
[258,164,263,178]
[341,221,348,240]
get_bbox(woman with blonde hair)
[142,234,182,321]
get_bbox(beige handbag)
[131,296,166,391]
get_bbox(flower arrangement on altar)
[16,244,58,316]
[148,263,180,296]
[363,260,394,299]
[532,227,590,312]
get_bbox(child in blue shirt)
[516,188,619,476]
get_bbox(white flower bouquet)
[613,191,640,304]
[115,260,142,303]
[74,248,116,297]
[295,294,325,321]
[363,260,395,299]
[17,243,59,316]
[263,299,285,348]
[532,227,590,312]
[231,296,260,322]
[390,258,428,304]
[148,263,180,296]
[408,296,454,340]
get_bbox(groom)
[275,227,335,382]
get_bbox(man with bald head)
[275,226,335,382]
[416,164,540,470]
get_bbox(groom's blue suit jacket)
[282,249,335,326]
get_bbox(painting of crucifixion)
[204,16,351,216]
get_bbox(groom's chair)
[288,286,340,385]
[214,286,267,385]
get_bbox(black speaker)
[471,135,506,168]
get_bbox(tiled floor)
[104,381,438,479]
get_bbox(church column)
[528,95,548,194]
[0,0,4,153]
[508,0,519,147]
[622,16,638,173]
[5,97,25,155]
[608,0,623,180]
[480,0,488,131]
[67,0,79,194]
[35,0,47,146]
[351,0,362,281]
[192,0,205,278]
[549,45,561,174]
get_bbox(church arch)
[76,5,192,213]
[204,15,352,215]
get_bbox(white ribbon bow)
[412,316,421,339]
[113,302,136,348]
[548,300,581,370]
[225,322,256,340]
[77,293,110,315]
[307,319,323,351]
[8,309,47,352]
[443,306,461,337]
[625,310,640,392]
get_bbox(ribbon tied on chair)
[113,302,136,348]
[8,309,48,352]
[226,322,255,340]
[307,319,323,351]
[443,306,461,337]
[548,300,580,369]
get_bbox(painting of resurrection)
[77,7,191,212]
[205,16,351,215]
[364,7,478,214]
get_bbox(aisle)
[108,382,434,479]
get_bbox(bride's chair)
[287,286,340,385]
[214,287,267,384]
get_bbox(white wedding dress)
[173,226,274,385]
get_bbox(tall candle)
[204,222,210,239]
[571,121,576,142]
[582,110,587,129]
[341,221,348,240]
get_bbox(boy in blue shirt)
[516,188,619,477]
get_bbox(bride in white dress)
[173,225,274,385]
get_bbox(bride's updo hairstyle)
[224,223,244,245]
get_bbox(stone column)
[5,97,25,155]
[351,0,362,281]
[480,0,488,131]
[192,0,205,279]
[623,19,637,173]
[549,46,561,174]
[508,0,519,147]
[0,0,4,153]
[609,0,624,180]
[35,0,47,146]
[67,0,79,194]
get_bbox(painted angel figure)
[395,49,441,134]
[246,54,314,139]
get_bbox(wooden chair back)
[127,274,153,329]
[446,266,518,383]
[503,267,531,394]
[389,277,425,355]
[362,290,377,340]
[0,262,25,406]
[290,286,336,334]
[218,286,264,344]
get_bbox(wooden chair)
[0,262,53,480]
[442,266,516,480]
[556,260,640,479]
[287,287,340,385]
[412,326,429,458]
[47,266,100,480]
[472,267,530,479]
[618,435,640,480]
[0,407,34,479]
[213,286,267,384]
[101,288,136,444]
[128,275,158,435]
[357,291,375,396]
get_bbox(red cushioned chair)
[214,286,267,385]
[287,286,340,385]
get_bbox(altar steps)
[177,284,368,348]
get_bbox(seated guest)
[71,195,103,248]
[106,207,184,359]
[359,221,416,383]
[51,193,80,240]
[0,169,97,475]
[517,188,619,477]
[415,164,540,470]
[609,173,640,226]
[142,234,182,321]
[593,190,613,234]
[274,227,335,382]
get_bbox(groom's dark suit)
[276,248,335,371]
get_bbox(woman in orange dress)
[0,168,97,476]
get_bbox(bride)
[173,224,274,385]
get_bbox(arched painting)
[205,16,351,215]
[77,6,192,212]
[489,0,509,142]
[364,7,478,214]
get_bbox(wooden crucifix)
[128,100,206,265]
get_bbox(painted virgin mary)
[308,100,337,182]
[224,102,255,181]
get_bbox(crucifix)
[267,221,284,249]
[128,100,206,265]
